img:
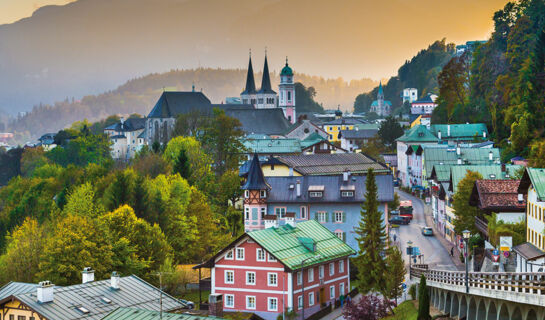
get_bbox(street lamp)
[407,240,413,275]
[300,254,322,320]
[462,230,471,293]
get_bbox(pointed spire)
[242,154,270,190]
[258,52,276,94]
[378,81,384,97]
[241,50,257,95]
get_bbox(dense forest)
[0,110,246,289]
[432,0,545,162]
[6,69,375,143]
[354,39,455,114]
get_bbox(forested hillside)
[7,69,376,142]
[354,39,455,114]
[432,0,545,162]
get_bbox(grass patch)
[177,290,210,309]
[383,300,418,320]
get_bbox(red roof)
[469,179,526,212]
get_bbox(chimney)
[289,167,294,177]
[456,145,461,156]
[343,170,349,182]
[489,151,493,161]
[296,180,301,197]
[285,213,296,227]
[355,126,359,131]
[209,294,224,317]
[518,194,524,203]
[438,130,442,140]
[37,281,54,303]
[447,125,451,137]
[82,267,94,284]
[264,216,279,229]
[110,271,120,290]
[120,117,125,125]
[457,158,462,165]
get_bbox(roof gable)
[276,153,389,175]
[423,147,501,179]
[396,125,439,143]
[226,108,290,135]
[518,168,545,201]
[448,165,521,193]
[147,92,212,118]
[469,179,526,212]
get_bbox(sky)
[0,0,76,24]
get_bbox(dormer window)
[341,191,354,197]
[260,190,267,198]
[309,192,323,198]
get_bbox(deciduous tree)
[452,170,484,234]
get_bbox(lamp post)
[300,254,322,320]
[462,230,471,293]
[407,240,413,275]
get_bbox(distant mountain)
[0,0,506,114]
[7,68,376,141]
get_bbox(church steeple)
[241,52,256,95]
[243,154,270,190]
[378,81,384,100]
[258,53,276,94]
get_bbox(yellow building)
[322,119,360,142]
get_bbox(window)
[340,282,345,295]
[244,190,249,198]
[317,212,327,223]
[18,317,26,320]
[288,91,292,101]
[339,260,345,273]
[341,191,354,197]
[268,273,278,286]
[298,295,303,309]
[268,297,278,311]
[329,262,335,276]
[309,292,315,306]
[245,207,250,220]
[300,206,307,219]
[334,212,344,223]
[268,253,277,262]
[330,286,335,299]
[335,231,345,241]
[260,207,266,218]
[308,268,314,282]
[309,191,323,198]
[260,190,267,198]
[225,270,234,284]
[246,296,256,309]
[246,272,256,285]
[297,271,302,285]
[225,294,234,308]
[236,248,245,260]
[275,207,286,218]
[319,265,324,279]
[10,316,14,320]
[257,248,266,261]
[225,250,233,260]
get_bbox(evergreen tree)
[384,246,406,307]
[173,148,191,180]
[353,168,387,294]
[417,275,430,320]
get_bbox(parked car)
[421,227,433,236]
[389,216,410,225]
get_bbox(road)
[392,189,458,272]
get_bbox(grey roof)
[277,153,390,175]
[323,118,365,126]
[242,154,270,190]
[381,154,397,167]
[265,174,394,203]
[241,56,257,95]
[104,118,146,132]
[102,308,218,320]
[257,55,276,94]
[147,92,212,118]
[0,282,39,300]
[225,108,290,135]
[513,242,545,261]
[340,129,378,139]
[110,135,126,139]
[1,275,187,320]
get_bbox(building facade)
[402,88,418,103]
[104,117,146,160]
[370,82,392,117]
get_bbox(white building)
[411,94,438,115]
[402,88,418,103]
[104,117,146,160]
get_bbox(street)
[393,189,458,271]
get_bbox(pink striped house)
[197,220,355,320]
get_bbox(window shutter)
[342,212,346,223]
[325,212,329,222]
[342,232,346,242]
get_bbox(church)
[241,54,297,124]
[370,82,392,117]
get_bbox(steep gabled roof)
[147,92,212,118]
[225,108,290,135]
[469,179,526,212]
[518,168,545,201]
[242,154,270,190]
[448,165,521,193]
[396,125,439,143]
[257,55,276,94]
[104,118,146,132]
[241,56,257,95]
[422,147,501,179]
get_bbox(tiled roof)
[102,308,218,320]
[265,174,394,203]
[423,147,500,179]
[277,153,389,175]
[513,242,545,261]
[518,168,545,201]
[1,276,187,320]
[429,123,488,140]
[448,165,521,193]
[243,138,302,154]
[469,179,526,212]
[396,125,439,143]
[247,220,356,270]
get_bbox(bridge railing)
[411,266,545,295]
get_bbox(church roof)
[281,59,293,76]
[147,92,212,118]
[378,82,384,95]
[371,100,392,107]
[241,56,257,95]
[225,108,290,136]
[104,118,146,132]
[257,55,276,94]
[242,154,270,190]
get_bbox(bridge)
[410,266,545,320]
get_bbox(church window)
[288,91,292,101]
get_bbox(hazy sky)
[0,0,75,24]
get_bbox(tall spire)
[241,50,256,95]
[242,154,270,190]
[258,52,276,94]
[378,81,384,99]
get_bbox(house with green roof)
[516,168,545,272]
[195,220,355,320]
[396,125,439,187]
[102,308,220,320]
[242,135,346,159]
[429,123,488,142]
